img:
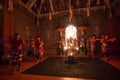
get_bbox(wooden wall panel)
[14,8,38,41]
[0,9,4,54]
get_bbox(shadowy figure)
[10,33,24,73]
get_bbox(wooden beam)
[49,0,54,13]
[39,5,105,17]
[38,0,45,17]
[19,0,37,16]
[25,0,36,9]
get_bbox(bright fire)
[64,24,78,51]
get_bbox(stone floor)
[0,53,120,80]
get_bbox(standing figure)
[101,34,115,60]
[27,37,36,56]
[56,39,61,55]
[89,35,96,59]
[10,33,24,73]
[39,40,45,58]
[86,36,91,55]
[60,38,65,55]
[35,36,44,62]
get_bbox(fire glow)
[64,24,78,51]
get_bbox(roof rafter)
[38,0,45,17]
[49,0,54,13]
[25,0,36,9]
[39,5,105,17]
[19,0,37,16]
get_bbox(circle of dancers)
[8,33,117,74]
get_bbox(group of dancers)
[56,34,116,60]
[87,34,116,59]
[9,32,116,73]
[10,33,45,73]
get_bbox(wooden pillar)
[3,0,15,55]
[0,9,4,55]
